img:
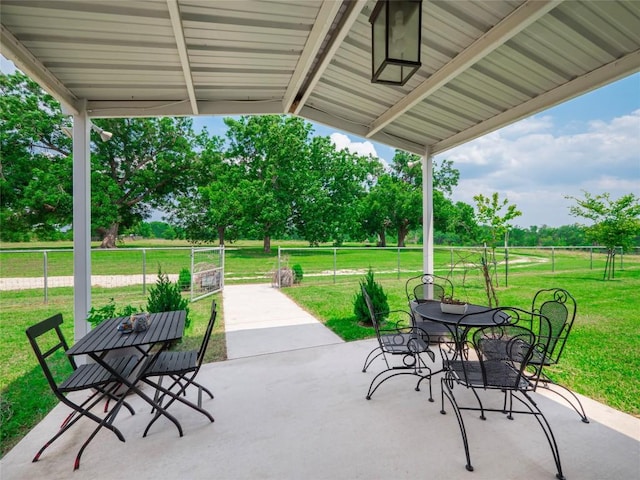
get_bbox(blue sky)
[3,56,638,228]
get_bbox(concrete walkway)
[222,284,343,358]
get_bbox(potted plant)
[440,295,468,314]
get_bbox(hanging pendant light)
[370,0,422,86]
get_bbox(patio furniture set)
[362,274,585,480]
[25,301,218,470]
[26,275,585,478]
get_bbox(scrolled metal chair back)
[406,273,454,303]
[532,288,576,364]
[362,286,383,340]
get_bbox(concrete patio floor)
[2,285,639,479]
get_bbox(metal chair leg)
[440,377,474,472]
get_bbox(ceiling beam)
[1,24,80,115]
[298,105,370,137]
[432,49,640,156]
[298,105,427,156]
[86,99,283,118]
[366,0,562,138]
[283,1,343,113]
[291,0,367,115]
[167,0,198,115]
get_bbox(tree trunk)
[480,255,499,307]
[377,230,386,247]
[263,235,271,253]
[218,226,225,246]
[603,249,615,280]
[99,223,119,248]
[397,223,408,247]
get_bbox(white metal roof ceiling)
[2,0,639,156]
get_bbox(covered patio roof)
[2,0,639,156]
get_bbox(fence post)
[277,247,281,288]
[333,248,337,284]
[504,246,509,287]
[190,248,195,301]
[142,248,147,294]
[450,248,453,272]
[43,250,48,304]
[220,245,225,291]
[590,247,593,269]
[552,247,555,272]
[397,246,401,279]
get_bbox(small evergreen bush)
[146,269,190,329]
[292,264,304,284]
[353,268,389,325]
[178,267,191,291]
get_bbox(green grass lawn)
[1,242,638,457]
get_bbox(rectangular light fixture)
[370,0,422,86]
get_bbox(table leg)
[141,376,214,437]
[88,352,185,436]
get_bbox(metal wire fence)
[0,246,224,304]
[1,245,638,304]
[274,245,639,288]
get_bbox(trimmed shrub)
[292,264,304,284]
[178,267,191,291]
[353,268,389,325]
[146,269,190,329]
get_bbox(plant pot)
[440,302,468,314]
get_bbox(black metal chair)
[528,287,588,423]
[406,273,454,304]
[26,313,137,469]
[140,300,217,436]
[405,273,455,342]
[361,286,436,401]
[439,307,565,480]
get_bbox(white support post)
[73,103,91,342]
[422,147,434,277]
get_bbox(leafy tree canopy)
[224,115,313,252]
[473,192,522,248]
[567,191,640,279]
[0,72,72,240]
[91,117,203,247]
[1,71,203,247]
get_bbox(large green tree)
[1,71,202,247]
[365,173,422,247]
[294,136,377,246]
[567,191,640,279]
[224,115,313,252]
[361,150,464,247]
[434,193,478,244]
[91,117,202,247]
[0,72,73,241]
[170,134,242,245]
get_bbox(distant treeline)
[118,221,637,248]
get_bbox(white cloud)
[1,56,16,74]
[330,132,379,158]
[440,110,640,227]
